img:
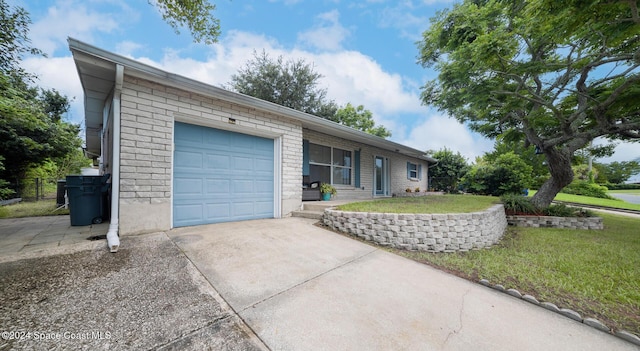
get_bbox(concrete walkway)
[0,215,108,261]
[168,217,639,351]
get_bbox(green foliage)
[605,183,640,191]
[152,0,221,44]
[484,140,549,188]
[500,194,540,214]
[0,2,84,194]
[502,194,594,217]
[427,147,469,192]
[598,161,640,184]
[561,180,614,199]
[543,204,593,218]
[228,50,337,118]
[417,0,640,207]
[320,183,337,195]
[330,103,391,138]
[572,164,597,182]
[0,0,42,76]
[0,156,14,199]
[462,152,533,197]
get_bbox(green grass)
[392,213,640,335]
[0,199,69,218]
[529,190,640,211]
[608,189,640,195]
[336,195,499,213]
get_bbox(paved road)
[610,193,640,204]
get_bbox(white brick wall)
[117,76,302,234]
[303,129,429,199]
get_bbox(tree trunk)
[531,147,574,208]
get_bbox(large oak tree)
[417,0,640,207]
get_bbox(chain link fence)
[8,178,63,201]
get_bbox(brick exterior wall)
[303,129,429,199]
[117,75,302,234]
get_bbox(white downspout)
[106,64,124,253]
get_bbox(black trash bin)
[66,174,110,226]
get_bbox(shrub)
[605,183,640,190]
[543,204,576,217]
[543,204,595,217]
[500,194,540,215]
[561,180,614,199]
[428,148,470,192]
[463,152,533,196]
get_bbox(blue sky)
[14,0,640,169]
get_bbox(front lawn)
[336,194,499,213]
[392,213,640,335]
[529,190,640,211]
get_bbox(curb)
[478,278,640,347]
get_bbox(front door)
[374,156,389,196]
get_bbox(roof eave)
[68,38,436,163]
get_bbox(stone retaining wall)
[506,215,603,230]
[323,205,507,252]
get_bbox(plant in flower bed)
[500,194,594,217]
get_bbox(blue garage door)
[173,122,274,227]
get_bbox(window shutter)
[418,164,422,180]
[407,162,411,179]
[354,150,361,188]
[302,139,309,175]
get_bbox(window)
[309,143,352,185]
[407,162,421,180]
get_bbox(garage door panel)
[175,178,203,195]
[205,154,231,169]
[174,204,203,222]
[254,180,273,192]
[206,203,231,219]
[173,122,275,227]
[174,151,203,168]
[233,180,255,193]
[205,179,230,194]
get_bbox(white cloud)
[398,114,494,160]
[594,139,640,164]
[29,0,131,55]
[22,55,84,124]
[297,10,350,52]
[115,41,145,57]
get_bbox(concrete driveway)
[168,217,638,351]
